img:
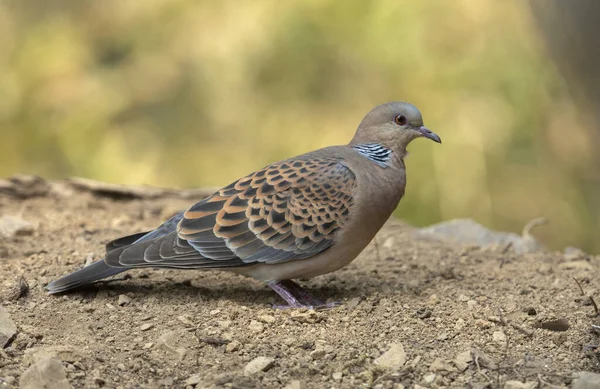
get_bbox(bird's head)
[350,102,441,156]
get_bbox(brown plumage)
[47,101,441,308]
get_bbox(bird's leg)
[267,280,337,309]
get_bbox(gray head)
[350,102,441,153]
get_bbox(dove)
[47,101,441,308]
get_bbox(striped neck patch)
[352,143,392,167]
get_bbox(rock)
[244,356,275,375]
[493,330,507,344]
[454,350,472,371]
[423,373,436,384]
[416,219,543,254]
[226,340,242,353]
[284,380,302,389]
[429,358,452,372]
[290,310,322,324]
[0,216,35,238]
[503,381,537,389]
[19,357,72,389]
[346,297,361,309]
[573,372,600,389]
[558,260,593,270]
[140,323,154,331]
[185,374,204,386]
[248,320,264,333]
[564,246,587,261]
[0,306,17,348]
[5,276,29,301]
[332,372,343,381]
[374,343,406,370]
[157,330,198,361]
[0,175,50,198]
[24,345,86,364]
[258,314,276,324]
[471,349,497,370]
[117,294,131,306]
[310,348,327,360]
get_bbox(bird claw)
[268,280,339,310]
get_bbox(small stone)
[346,297,361,309]
[140,323,154,331]
[217,320,232,329]
[558,260,592,270]
[493,330,507,344]
[534,318,570,332]
[290,310,322,324]
[0,306,17,348]
[423,373,436,384]
[178,315,195,326]
[332,372,343,381]
[429,358,451,372]
[248,320,264,333]
[19,357,72,389]
[244,356,275,375]
[503,381,537,389]
[573,372,600,389]
[105,303,117,311]
[143,342,153,349]
[185,374,204,387]
[226,340,242,353]
[209,309,221,316]
[157,330,197,361]
[454,318,466,331]
[117,294,131,306]
[467,300,478,310]
[258,314,276,324]
[284,380,302,389]
[471,349,497,370]
[0,216,35,238]
[117,363,126,371]
[374,343,406,370]
[564,247,587,261]
[5,276,29,301]
[310,348,327,360]
[454,350,472,371]
[23,346,85,365]
[458,294,469,302]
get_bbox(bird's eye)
[394,115,407,125]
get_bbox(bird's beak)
[417,126,441,144]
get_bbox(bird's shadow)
[59,270,396,308]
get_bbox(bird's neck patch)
[352,143,393,167]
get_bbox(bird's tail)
[46,260,127,294]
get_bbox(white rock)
[374,343,406,370]
[0,306,17,348]
[332,372,343,381]
[19,357,72,389]
[117,294,131,306]
[454,350,472,371]
[248,320,264,333]
[0,216,35,238]
[244,356,275,375]
[493,330,507,344]
[573,372,600,389]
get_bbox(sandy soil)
[0,176,599,389]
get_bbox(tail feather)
[46,260,127,294]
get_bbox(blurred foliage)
[1,0,599,252]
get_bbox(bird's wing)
[104,156,357,268]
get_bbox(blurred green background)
[2,1,599,252]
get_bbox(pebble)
[0,216,35,238]
[290,310,322,324]
[423,373,436,384]
[117,295,131,306]
[143,342,153,349]
[226,340,242,353]
[493,330,507,344]
[23,345,85,365]
[117,363,126,371]
[346,297,361,309]
[157,330,197,361]
[332,372,343,381]
[503,381,537,389]
[573,371,600,389]
[19,357,72,389]
[0,306,17,348]
[454,350,472,371]
[258,314,276,324]
[140,323,154,331]
[284,380,302,389]
[185,374,204,386]
[310,348,327,360]
[178,315,195,326]
[374,343,406,370]
[248,320,264,333]
[244,356,275,375]
[429,358,452,372]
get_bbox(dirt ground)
[0,176,599,389]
